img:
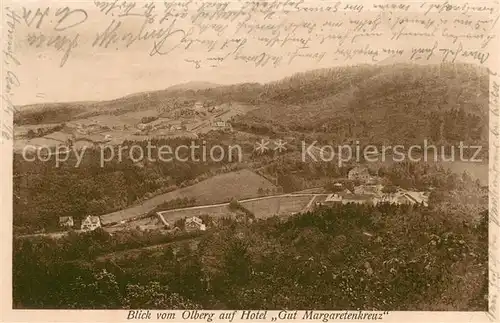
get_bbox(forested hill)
[226,63,489,146]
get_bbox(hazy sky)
[6,0,495,106]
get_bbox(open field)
[158,204,232,225]
[240,195,313,218]
[110,194,317,230]
[100,169,277,225]
[135,194,315,227]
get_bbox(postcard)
[1,0,499,322]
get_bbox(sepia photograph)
[2,0,499,321]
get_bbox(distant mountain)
[166,81,221,91]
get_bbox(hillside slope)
[231,63,489,145]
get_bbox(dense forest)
[229,63,488,147]
[13,199,488,310]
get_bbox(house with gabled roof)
[185,216,206,232]
[81,215,101,231]
[325,193,343,203]
[211,119,233,132]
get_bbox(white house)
[185,216,206,232]
[403,191,429,207]
[325,193,343,203]
[81,215,101,231]
[214,120,227,127]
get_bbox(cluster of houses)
[321,190,429,207]
[193,101,231,114]
[156,211,208,232]
[210,119,233,132]
[70,122,112,144]
[136,122,186,133]
[134,215,208,232]
[59,215,102,231]
[170,101,228,118]
[32,121,112,149]
[317,166,430,207]
[135,119,232,135]
[59,211,208,234]
[163,215,207,232]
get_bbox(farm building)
[325,193,343,203]
[81,215,101,231]
[59,216,74,228]
[185,216,206,232]
[211,120,233,132]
